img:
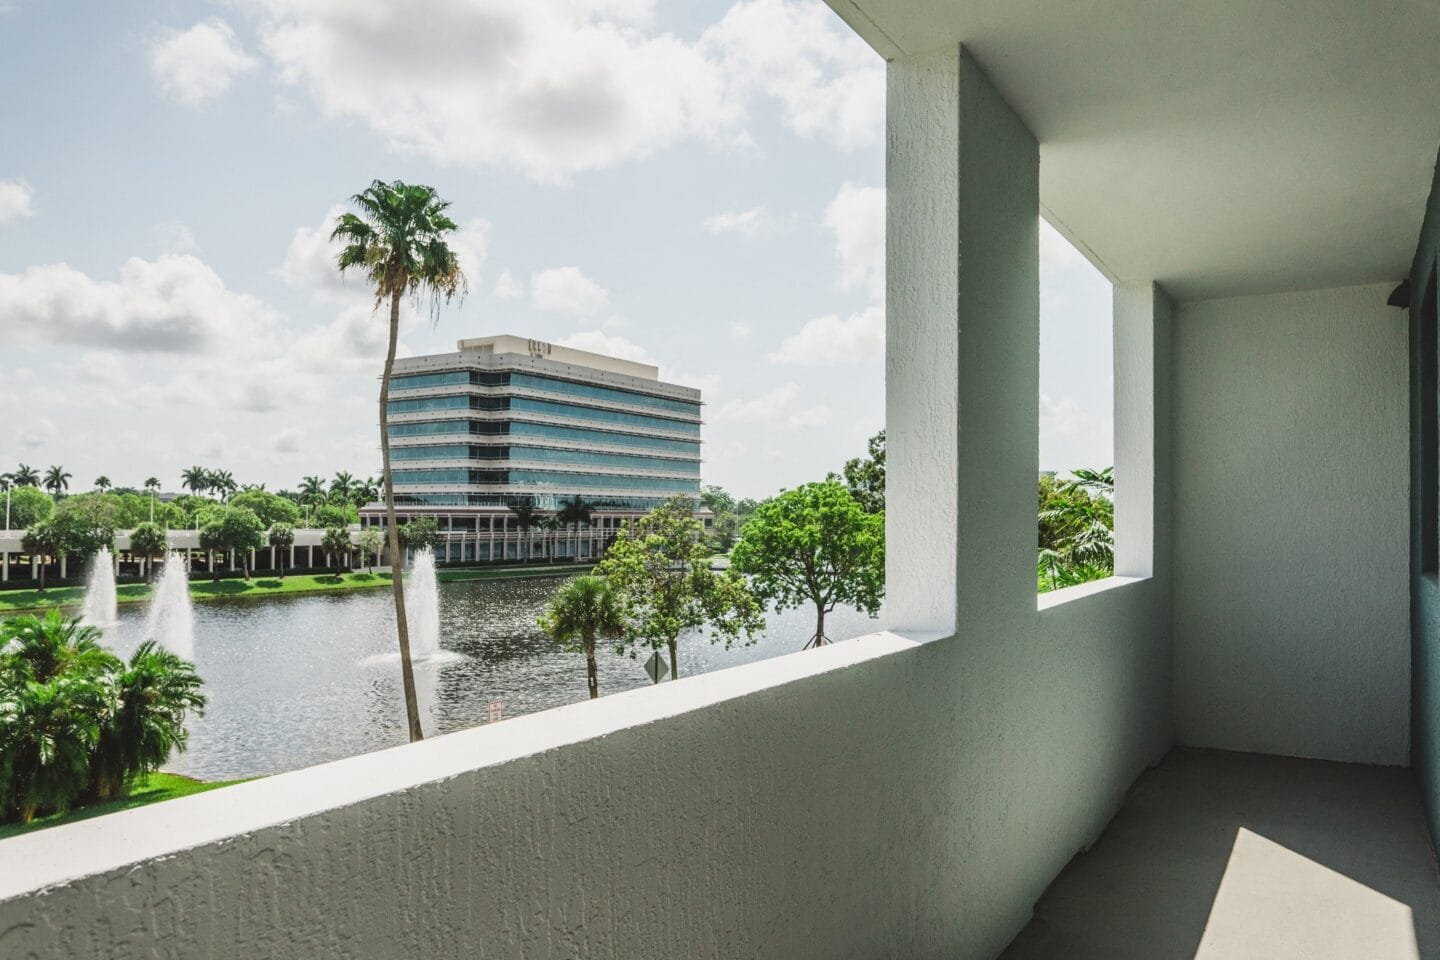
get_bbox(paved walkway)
[1000,748,1440,959]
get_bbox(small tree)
[268,523,295,579]
[129,522,168,578]
[218,506,266,579]
[21,518,64,592]
[538,576,626,699]
[89,641,205,801]
[358,527,384,574]
[597,497,764,680]
[198,522,227,582]
[510,500,539,562]
[322,526,353,572]
[400,516,440,558]
[731,481,885,649]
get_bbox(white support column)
[308,545,314,568]
[2,552,7,582]
[885,43,1039,637]
[1114,283,1174,579]
[289,545,295,568]
[229,551,237,573]
[60,555,67,579]
[270,545,276,570]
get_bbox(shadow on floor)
[999,748,1440,959]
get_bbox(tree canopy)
[731,480,885,648]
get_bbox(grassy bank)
[0,773,249,839]
[0,564,600,613]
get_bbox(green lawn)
[0,565,604,613]
[0,571,396,613]
[0,773,249,839]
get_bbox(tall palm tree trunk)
[585,636,599,700]
[667,636,679,680]
[381,288,423,742]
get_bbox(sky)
[0,0,1112,500]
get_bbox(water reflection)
[103,576,880,780]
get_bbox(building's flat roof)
[457,335,660,381]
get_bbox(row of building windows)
[389,370,700,416]
[508,373,700,416]
[387,395,701,436]
[389,371,507,390]
[387,419,703,455]
[390,443,700,474]
[394,493,685,510]
[391,468,701,494]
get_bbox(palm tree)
[209,469,236,501]
[558,496,594,562]
[268,523,295,579]
[357,477,380,506]
[93,476,111,493]
[332,179,466,743]
[13,464,40,487]
[510,500,538,562]
[144,477,161,523]
[21,519,63,592]
[128,522,168,578]
[299,475,326,522]
[43,465,71,497]
[180,466,207,496]
[322,526,352,573]
[331,471,356,505]
[538,576,626,700]
[89,641,205,801]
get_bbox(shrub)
[0,610,205,822]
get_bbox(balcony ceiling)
[827,0,1440,301]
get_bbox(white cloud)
[155,222,200,255]
[825,182,884,300]
[786,404,831,429]
[703,206,769,237]
[492,269,522,300]
[768,305,882,366]
[0,180,34,224]
[531,266,609,316]
[243,0,880,181]
[149,19,257,106]
[0,255,282,353]
[728,321,752,339]
[715,382,797,423]
[554,330,653,364]
[273,428,302,453]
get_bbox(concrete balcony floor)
[1000,749,1440,959]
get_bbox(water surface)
[104,576,879,779]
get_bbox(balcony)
[3,2,1440,958]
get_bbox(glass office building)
[372,335,703,519]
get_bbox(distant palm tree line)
[1,463,382,511]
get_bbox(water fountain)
[80,547,117,633]
[144,552,195,660]
[405,547,441,661]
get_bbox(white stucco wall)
[1172,282,1409,764]
[0,47,1174,960]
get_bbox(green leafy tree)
[357,527,384,574]
[322,526,353,571]
[333,178,466,743]
[828,429,885,514]
[129,522,169,576]
[7,485,53,529]
[197,506,264,580]
[700,484,741,552]
[49,493,119,565]
[1037,467,1114,592]
[597,497,764,680]
[198,522,227,582]
[268,523,295,579]
[400,515,440,554]
[538,576,626,700]
[230,489,302,527]
[731,480,885,649]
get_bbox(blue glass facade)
[384,356,702,511]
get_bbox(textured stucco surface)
[0,47,1174,960]
[1411,145,1440,848]
[1173,282,1409,764]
